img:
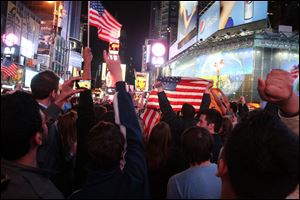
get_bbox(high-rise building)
[23,1,82,79]
[149,1,179,45]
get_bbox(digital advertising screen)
[171,48,254,96]
[169,1,198,60]
[198,1,268,42]
[177,1,198,44]
[219,1,268,30]
[198,1,220,41]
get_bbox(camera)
[75,80,91,90]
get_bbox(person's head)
[229,102,238,114]
[146,122,172,170]
[94,104,107,124]
[30,70,60,101]
[181,127,213,165]
[1,91,46,162]
[217,110,299,199]
[87,121,125,170]
[198,109,223,134]
[181,103,195,118]
[103,103,114,112]
[57,110,78,152]
[97,111,116,125]
[239,96,246,104]
[219,117,233,143]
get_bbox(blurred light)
[2,33,18,47]
[152,43,166,57]
[47,1,54,4]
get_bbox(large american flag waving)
[89,1,122,43]
[141,77,210,137]
[147,77,210,111]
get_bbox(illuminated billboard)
[177,1,198,46]
[198,1,220,41]
[198,1,268,42]
[219,1,268,29]
[171,48,254,96]
[170,1,198,59]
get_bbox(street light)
[214,59,224,88]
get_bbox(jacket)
[1,159,63,199]
[76,82,149,198]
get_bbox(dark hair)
[94,104,107,123]
[57,110,78,155]
[229,102,238,114]
[181,103,195,118]
[181,127,213,164]
[224,110,299,199]
[103,103,114,112]
[1,91,42,160]
[219,117,233,143]
[146,122,172,170]
[87,122,125,170]
[30,70,60,99]
[97,111,116,125]
[200,109,223,132]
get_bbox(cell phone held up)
[75,80,91,90]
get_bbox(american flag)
[1,59,18,78]
[291,65,299,81]
[146,77,210,111]
[140,108,160,139]
[89,1,122,43]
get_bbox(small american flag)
[89,1,122,43]
[146,77,210,111]
[140,108,160,139]
[1,59,18,78]
[291,65,299,81]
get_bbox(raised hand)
[257,69,298,115]
[103,50,122,85]
[55,77,85,108]
[82,47,93,80]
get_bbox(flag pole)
[87,1,90,48]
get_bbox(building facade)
[1,1,41,86]
[158,1,299,103]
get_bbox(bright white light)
[151,57,165,65]
[4,47,15,54]
[2,33,18,47]
[152,43,165,57]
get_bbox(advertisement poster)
[169,1,198,60]
[219,1,268,29]
[177,1,198,45]
[38,20,54,55]
[171,48,254,96]
[197,1,268,43]
[135,72,149,92]
[198,1,220,41]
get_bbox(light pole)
[214,59,224,88]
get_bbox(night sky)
[82,1,151,73]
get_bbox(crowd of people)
[1,47,299,199]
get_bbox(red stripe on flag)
[146,78,209,111]
[141,109,160,139]
[89,5,121,43]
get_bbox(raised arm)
[154,81,183,129]
[258,69,299,135]
[104,50,149,197]
[75,47,94,188]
